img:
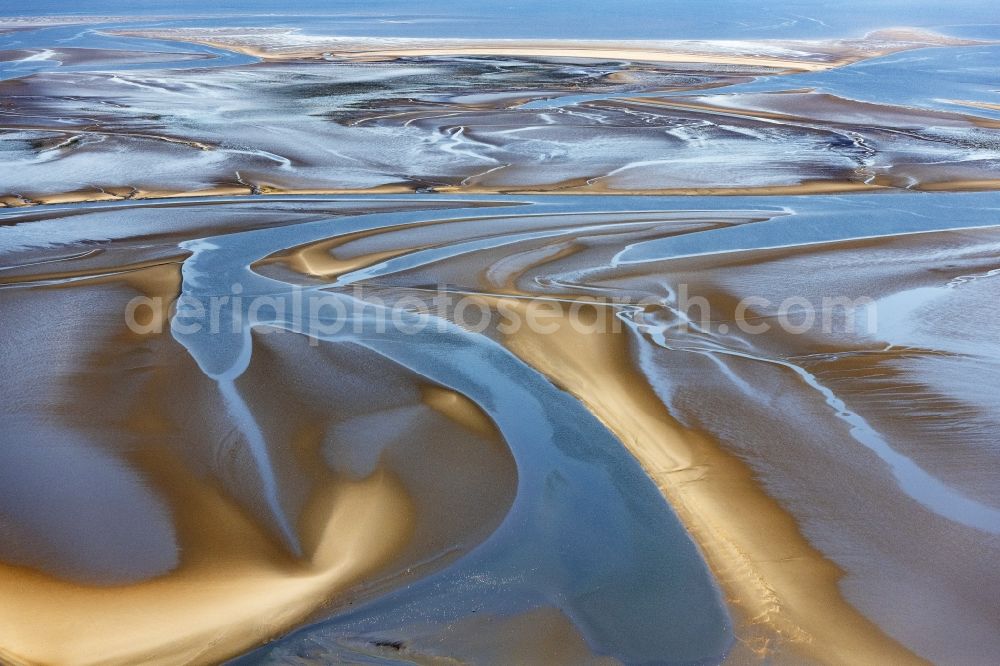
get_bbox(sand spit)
[107,27,977,72]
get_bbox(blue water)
[2,0,999,41]
[169,196,738,663]
[705,44,1000,120]
[3,1,998,660]
[4,1,998,84]
[0,22,257,79]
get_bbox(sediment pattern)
[1,16,999,666]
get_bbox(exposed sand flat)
[206,206,988,661]
[0,262,417,666]
[621,93,1000,129]
[0,203,522,664]
[288,228,919,663]
[449,180,892,196]
[249,199,1000,662]
[945,99,1000,113]
[107,27,976,71]
[635,93,1000,130]
[5,39,999,201]
[5,195,1000,662]
[0,185,415,207]
[0,468,413,666]
[0,47,213,67]
[918,178,1000,191]
[495,300,923,664]
[18,174,1000,209]
[0,181,900,208]
[4,10,1000,662]
[337,46,835,71]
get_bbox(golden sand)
[24,178,1000,209]
[334,46,832,71]
[0,465,413,666]
[612,94,1000,130]
[916,178,1000,191]
[443,179,892,196]
[422,385,498,439]
[107,28,977,75]
[0,261,419,666]
[2,20,991,666]
[943,99,1000,113]
[114,37,832,71]
[477,296,926,665]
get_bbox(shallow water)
[0,23,259,80]
[3,38,999,199]
[6,1,1000,40]
[3,192,999,663]
[2,5,1000,665]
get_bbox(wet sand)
[499,301,921,664]
[0,199,525,664]
[3,29,998,202]
[239,195,1000,662]
[0,47,212,67]
[2,16,1000,666]
[109,27,975,69]
[0,465,414,666]
[5,194,997,662]
[22,179,1000,209]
